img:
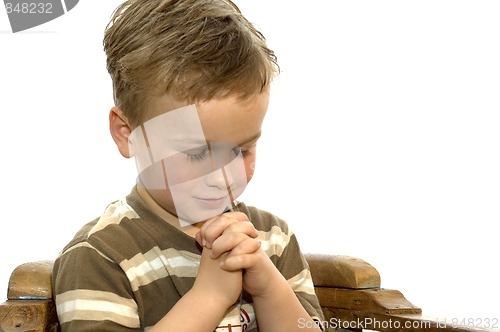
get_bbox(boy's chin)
[176,203,229,227]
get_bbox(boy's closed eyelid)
[181,138,258,161]
[184,147,209,161]
[184,146,209,154]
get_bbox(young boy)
[52,0,324,331]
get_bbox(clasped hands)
[193,212,278,308]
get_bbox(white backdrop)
[1,0,499,326]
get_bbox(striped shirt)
[53,186,324,331]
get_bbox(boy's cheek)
[138,162,168,189]
[244,158,257,182]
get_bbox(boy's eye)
[233,146,252,159]
[232,146,242,156]
[185,148,209,162]
[185,145,253,162]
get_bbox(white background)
[1,0,499,326]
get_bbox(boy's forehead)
[139,99,210,144]
[141,92,269,142]
[143,104,206,142]
[135,104,252,146]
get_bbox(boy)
[52,0,324,331]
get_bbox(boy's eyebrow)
[172,132,262,146]
[237,131,262,145]
[170,137,207,145]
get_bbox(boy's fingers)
[205,220,258,250]
[210,232,260,259]
[194,231,203,247]
[220,239,263,271]
[200,212,255,248]
[222,220,259,238]
[220,211,250,221]
[209,232,246,258]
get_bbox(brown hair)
[103,0,279,127]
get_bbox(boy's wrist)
[250,272,288,301]
[192,248,243,308]
[238,250,285,298]
[190,279,241,309]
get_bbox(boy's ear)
[109,107,133,158]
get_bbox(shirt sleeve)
[53,241,141,332]
[277,232,326,329]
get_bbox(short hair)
[103,0,279,127]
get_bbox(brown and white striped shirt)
[53,186,324,331]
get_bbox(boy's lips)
[194,196,229,209]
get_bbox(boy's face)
[127,92,269,225]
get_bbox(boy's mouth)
[194,196,229,209]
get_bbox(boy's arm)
[223,248,322,332]
[253,279,322,332]
[149,247,242,332]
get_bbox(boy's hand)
[191,247,243,309]
[195,212,259,256]
[223,242,282,299]
[195,212,281,298]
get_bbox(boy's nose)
[203,168,233,191]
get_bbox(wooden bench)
[0,255,495,331]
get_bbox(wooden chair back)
[0,255,495,332]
